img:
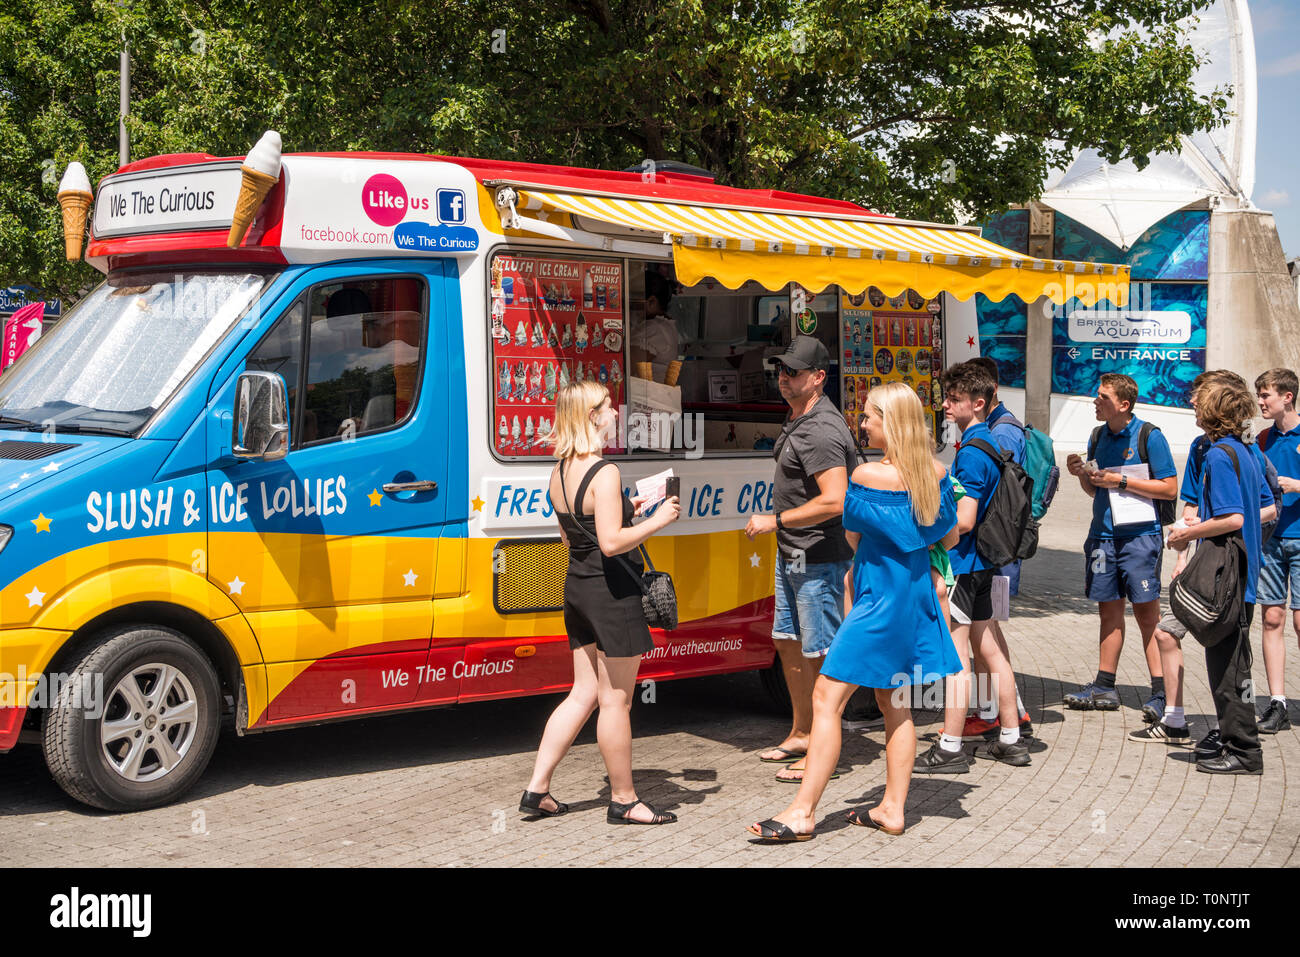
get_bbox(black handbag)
[559,462,679,631]
[1169,444,1246,649]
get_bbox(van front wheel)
[42,626,222,811]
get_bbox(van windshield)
[0,271,271,436]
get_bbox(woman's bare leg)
[868,686,914,831]
[764,674,857,834]
[597,652,660,823]
[525,645,599,811]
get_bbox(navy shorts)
[1084,534,1163,604]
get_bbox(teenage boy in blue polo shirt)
[1064,373,1177,714]
[1166,378,1267,774]
[964,357,1032,740]
[915,362,1028,773]
[1255,368,1300,733]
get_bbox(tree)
[1,0,1226,301]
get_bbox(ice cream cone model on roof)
[227,130,282,248]
[57,163,93,261]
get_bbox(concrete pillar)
[1024,203,1055,430]
[1206,209,1300,386]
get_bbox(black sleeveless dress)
[556,459,656,657]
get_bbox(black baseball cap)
[768,335,830,372]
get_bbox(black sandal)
[519,790,568,817]
[607,799,677,825]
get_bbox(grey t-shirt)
[771,393,858,564]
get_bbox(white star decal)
[7,483,16,490]
[749,553,761,568]
[40,461,60,473]
[18,473,29,480]
[25,586,45,608]
[403,569,418,587]
[228,576,245,596]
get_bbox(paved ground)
[3,458,1299,867]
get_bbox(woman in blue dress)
[748,382,961,841]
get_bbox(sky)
[1252,0,1299,260]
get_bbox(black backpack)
[967,438,1039,567]
[1088,421,1175,526]
[1170,444,1247,648]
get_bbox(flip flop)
[846,808,904,836]
[758,747,807,764]
[776,766,841,784]
[746,818,814,842]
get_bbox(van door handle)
[382,480,438,492]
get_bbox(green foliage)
[1,0,1225,300]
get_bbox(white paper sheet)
[635,468,675,508]
[991,575,1010,621]
[1107,463,1158,527]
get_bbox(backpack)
[1088,421,1175,526]
[967,438,1040,567]
[1256,432,1286,545]
[1170,444,1247,648]
[988,407,1060,520]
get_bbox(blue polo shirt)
[1259,422,1300,538]
[1088,416,1176,540]
[950,420,1003,574]
[1183,433,1274,515]
[1201,436,1263,604]
[987,403,1027,466]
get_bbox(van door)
[206,260,462,725]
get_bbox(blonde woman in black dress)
[520,381,682,824]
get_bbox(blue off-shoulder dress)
[821,477,963,689]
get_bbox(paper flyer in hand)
[635,468,675,507]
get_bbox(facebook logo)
[437,189,466,225]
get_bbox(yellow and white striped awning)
[515,188,1128,306]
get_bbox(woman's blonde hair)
[865,381,941,525]
[551,381,611,459]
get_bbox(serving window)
[487,247,945,460]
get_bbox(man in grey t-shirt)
[744,335,857,782]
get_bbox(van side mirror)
[232,371,289,460]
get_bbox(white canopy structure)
[1041,0,1257,248]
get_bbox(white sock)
[1273,695,1288,709]
[999,726,1021,744]
[1163,706,1186,729]
[939,733,963,753]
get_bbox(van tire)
[42,626,221,812]
[758,659,791,711]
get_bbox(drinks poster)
[490,252,625,457]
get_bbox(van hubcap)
[100,664,199,782]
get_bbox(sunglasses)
[776,362,808,377]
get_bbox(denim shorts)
[1084,534,1162,604]
[1257,536,1300,609]
[773,556,852,658]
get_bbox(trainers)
[1141,692,1166,724]
[1064,682,1120,711]
[914,742,971,774]
[1194,728,1221,760]
[1129,722,1190,745]
[1258,700,1292,735]
[982,739,1031,766]
[842,707,886,732]
[963,712,1035,741]
[962,715,1000,740]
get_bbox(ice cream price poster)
[490,253,627,456]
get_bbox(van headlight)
[0,525,10,555]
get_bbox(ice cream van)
[0,132,1126,809]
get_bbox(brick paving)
[2,461,1298,867]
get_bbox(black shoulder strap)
[556,459,655,588]
[967,437,1005,468]
[570,458,615,516]
[1136,421,1152,462]
[1088,426,1101,460]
